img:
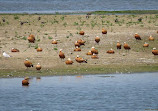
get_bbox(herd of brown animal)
[59,29,158,65]
[13,29,157,86]
[14,29,158,71]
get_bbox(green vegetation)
[34,44,38,49]
[22,36,27,40]
[48,36,53,39]
[0,64,158,78]
[60,16,65,21]
[92,10,158,15]
[73,22,79,26]
[63,22,67,27]
[54,48,58,50]
[14,15,19,19]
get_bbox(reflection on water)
[36,77,41,82]
[0,72,158,111]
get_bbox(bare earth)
[0,14,158,76]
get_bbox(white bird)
[3,51,11,58]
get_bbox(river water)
[0,72,158,111]
[0,0,158,13]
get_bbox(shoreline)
[0,64,158,78]
[0,10,158,15]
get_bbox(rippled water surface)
[0,0,158,13]
[0,72,158,111]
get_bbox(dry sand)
[0,14,158,76]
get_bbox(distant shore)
[0,10,158,15]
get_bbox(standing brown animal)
[135,33,141,40]
[59,49,65,60]
[36,63,42,70]
[152,48,158,55]
[75,41,80,47]
[102,28,107,34]
[24,59,33,68]
[28,34,35,43]
[95,36,100,43]
[116,41,121,49]
[124,42,131,50]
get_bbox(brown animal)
[77,39,86,45]
[65,58,74,65]
[124,42,131,50]
[75,41,80,47]
[91,47,98,54]
[11,48,19,52]
[143,42,149,47]
[52,40,58,44]
[102,28,107,34]
[91,53,99,59]
[24,59,33,68]
[59,49,65,60]
[86,51,93,55]
[79,31,85,35]
[152,48,158,55]
[22,79,29,86]
[95,36,100,43]
[107,48,115,54]
[135,33,141,40]
[36,63,42,70]
[36,47,43,52]
[75,55,87,63]
[116,41,121,49]
[74,46,81,51]
[149,35,154,41]
[28,34,35,43]
[157,31,158,33]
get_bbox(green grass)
[63,22,67,27]
[54,48,58,50]
[14,15,19,19]
[60,16,65,21]
[34,44,38,49]
[91,10,158,15]
[48,36,53,39]
[73,22,79,26]
[22,36,27,40]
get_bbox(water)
[0,0,158,14]
[0,72,158,111]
